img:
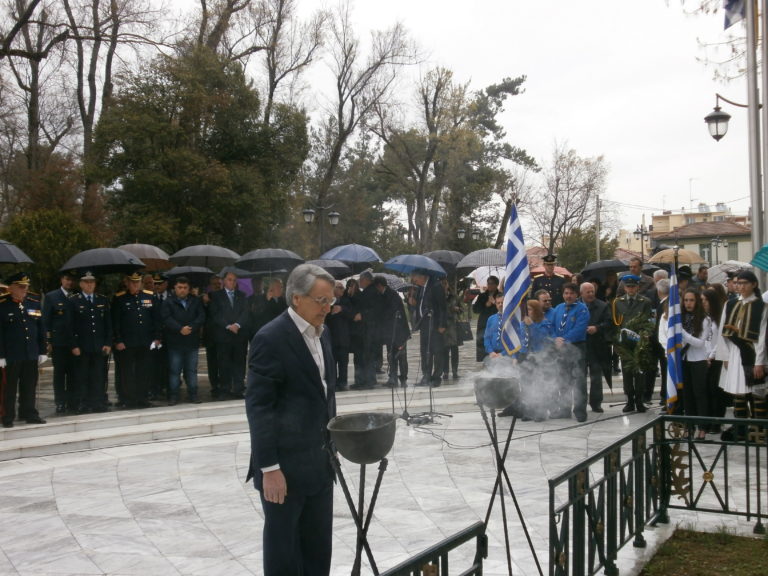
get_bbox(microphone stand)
[410,309,451,425]
[390,309,410,422]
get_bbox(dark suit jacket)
[416,276,447,332]
[208,289,250,343]
[71,293,112,353]
[584,298,612,355]
[42,288,75,347]
[245,310,336,496]
[161,295,205,349]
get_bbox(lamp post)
[633,223,650,263]
[457,229,481,242]
[710,236,729,266]
[302,206,340,254]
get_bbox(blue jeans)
[168,347,199,398]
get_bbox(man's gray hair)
[653,269,669,281]
[286,264,335,306]
[656,278,670,295]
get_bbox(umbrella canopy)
[60,248,145,275]
[169,245,240,270]
[580,259,628,278]
[384,254,446,277]
[422,250,464,275]
[456,248,506,273]
[165,266,215,288]
[320,243,382,264]
[0,239,33,264]
[648,248,706,265]
[117,243,171,271]
[710,260,753,284]
[218,265,281,279]
[469,265,505,290]
[236,248,304,273]
[752,243,768,272]
[306,259,353,279]
[376,272,412,292]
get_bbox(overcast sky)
[338,0,751,234]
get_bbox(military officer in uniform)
[42,270,77,413]
[71,271,112,413]
[532,254,567,307]
[150,273,170,401]
[0,273,47,428]
[112,272,161,408]
[611,274,653,412]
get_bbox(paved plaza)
[0,344,762,575]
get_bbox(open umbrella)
[0,239,33,264]
[320,243,382,265]
[306,259,352,279]
[384,254,446,277]
[377,272,412,292]
[117,243,171,271]
[469,266,506,289]
[169,245,240,270]
[165,266,214,288]
[60,248,145,275]
[456,248,506,273]
[709,260,753,284]
[648,248,705,265]
[751,243,768,272]
[580,259,628,278]
[422,250,464,275]
[236,248,304,273]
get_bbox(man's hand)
[754,365,765,381]
[180,326,192,336]
[262,469,287,504]
[586,325,598,335]
[102,346,111,355]
[353,313,362,322]
[72,347,81,357]
[437,327,446,334]
[228,324,240,334]
[555,337,565,349]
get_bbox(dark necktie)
[227,291,234,307]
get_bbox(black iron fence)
[548,414,768,576]
[379,521,487,576]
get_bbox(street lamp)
[710,236,729,265]
[633,223,651,262]
[457,229,480,241]
[302,205,340,253]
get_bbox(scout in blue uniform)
[71,271,112,413]
[112,272,161,408]
[0,273,47,428]
[42,270,77,413]
[532,254,567,307]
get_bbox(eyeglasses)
[305,295,336,306]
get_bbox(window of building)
[727,242,738,261]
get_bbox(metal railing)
[379,521,487,576]
[548,415,768,576]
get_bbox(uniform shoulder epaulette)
[142,289,154,295]
[555,273,565,278]
[114,290,126,297]
[0,295,9,303]
[27,293,41,302]
[532,273,543,279]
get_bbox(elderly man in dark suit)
[409,269,447,387]
[245,263,337,576]
[580,281,612,413]
[209,271,250,399]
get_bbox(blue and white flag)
[666,265,683,412]
[501,204,531,355]
[724,0,745,30]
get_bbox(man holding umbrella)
[0,273,47,427]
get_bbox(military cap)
[126,272,143,282]
[621,274,641,286]
[5,272,31,286]
[152,272,168,284]
[80,270,96,281]
[677,265,693,279]
[61,269,79,278]
[542,254,557,263]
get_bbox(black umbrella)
[0,239,33,264]
[218,265,286,279]
[236,248,304,273]
[165,266,215,288]
[377,272,412,292]
[117,243,171,271]
[169,245,240,270]
[580,259,629,281]
[306,259,353,279]
[423,250,464,275]
[60,248,145,275]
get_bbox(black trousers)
[584,346,605,408]
[332,346,349,385]
[205,341,220,394]
[216,339,247,395]
[682,359,710,422]
[622,369,645,406]
[2,360,40,424]
[420,329,444,383]
[441,345,459,376]
[385,342,408,381]
[76,351,108,409]
[117,347,149,406]
[149,346,168,399]
[260,483,333,576]
[51,345,76,408]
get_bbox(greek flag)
[724,0,745,30]
[501,204,531,355]
[666,265,683,412]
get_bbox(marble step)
[0,385,477,461]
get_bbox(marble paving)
[1,395,763,576]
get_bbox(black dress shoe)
[55,404,66,414]
[622,404,635,413]
[25,416,46,424]
[636,403,647,413]
[591,406,604,413]
[2,421,13,428]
